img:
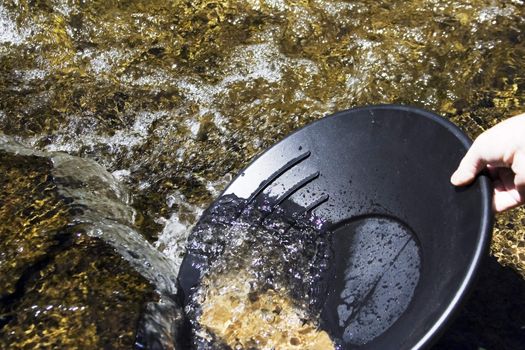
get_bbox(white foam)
[353,38,379,51]
[80,48,132,75]
[176,42,318,117]
[345,76,360,90]
[343,38,383,97]
[138,180,151,190]
[132,71,172,86]
[52,2,73,16]
[112,169,131,181]
[478,6,515,23]
[29,111,166,155]
[155,193,205,270]
[188,119,200,137]
[0,5,31,45]
[90,50,116,74]
[177,79,218,107]
[155,172,232,270]
[247,0,287,11]
[177,43,288,105]
[14,68,47,80]
[312,0,357,15]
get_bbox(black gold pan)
[178,105,493,349]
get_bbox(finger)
[499,167,516,192]
[511,150,525,196]
[493,188,522,212]
[451,137,488,186]
[492,167,525,212]
[515,173,525,200]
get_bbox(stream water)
[1,1,525,349]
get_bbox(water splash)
[0,4,31,45]
[182,194,333,348]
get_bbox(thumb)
[451,137,487,186]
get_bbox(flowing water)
[182,195,333,349]
[1,0,525,349]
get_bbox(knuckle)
[473,131,489,146]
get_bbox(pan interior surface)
[322,216,421,346]
[178,105,492,350]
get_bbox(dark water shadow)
[432,256,525,350]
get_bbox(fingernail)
[450,171,460,185]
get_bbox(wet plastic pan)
[178,104,492,349]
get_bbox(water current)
[1,1,525,349]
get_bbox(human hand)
[450,113,525,212]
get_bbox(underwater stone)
[0,136,182,349]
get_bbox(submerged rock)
[0,136,182,349]
[0,151,69,301]
[198,269,334,350]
